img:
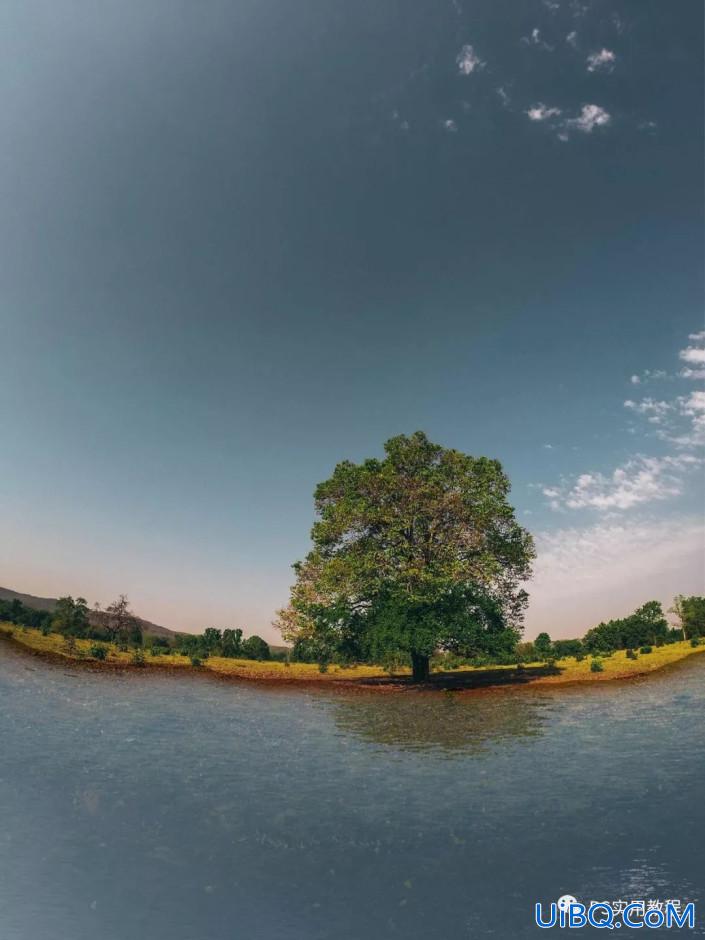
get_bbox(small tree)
[52,596,90,637]
[241,635,271,660]
[221,628,243,657]
[670,595,705,640]
[534,632,553,661]
[104,595,139,646]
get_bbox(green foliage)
[534,632,553,660]
[221,628,244,658]
[671,595,705,639]
[277,431,534,681]
[691,637,701,648]
[626,648,637,660]
[0,597,53,632]
[639,645,652,655]
[90,644,108,661]
[590,659,604,673]
[552,638,583,659]
[241,635,271,661]
[190,656,203,667]
[583,601,669,653]
[52,596,90,637]
[131,648,145,666]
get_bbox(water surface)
[1,644,703,938]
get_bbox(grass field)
[1,622,702,689]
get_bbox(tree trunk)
[411,651,430,683]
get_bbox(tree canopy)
[671,595,705,640]
[276,431,534,680]
[582,601,669,653]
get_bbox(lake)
[1,643,703,938]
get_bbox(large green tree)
[276,432,534,681]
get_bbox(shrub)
[131,648,145,666]
[64,636,77,655]
[639,646,652,655]
[90,644,108,661]
[318,661,329,674]
[626,648,637,660]
[590,659,604,673]
[574,652,585,662]
[690,637,701,648]
[190,656,203,667]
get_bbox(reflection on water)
[1,643,704,940]
[332,691,548,754]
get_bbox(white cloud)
[442,118,458,133]
[566,30,578,47]
[526,516,705,637]
[586,48,616,72]
[456,45,485,75]
[546,454,701,512]
[527,103,562,122]
[679,333,705,379]
[630,375,641,385]
[567,104,611,133]
[680,345,705,366]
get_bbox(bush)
[131,648,145,666]
[574,652,585,662]
[590,659,604,673]
[90,644,108,661]
[690,637,701,648]
[639,646,653,655]
[626,648,637,660]
[64,636,77,655]
[190,656,203,667]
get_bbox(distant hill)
[0,585,179,639]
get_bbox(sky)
[1,0,703,642]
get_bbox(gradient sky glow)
[1,0,703,641]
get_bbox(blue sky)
[1,0,702,640]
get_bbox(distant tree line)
[0,595,273,662]
[516,596,704,665]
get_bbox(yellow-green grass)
[0,623,387,682]
[1,622,702,688]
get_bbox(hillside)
[0,586,179,639]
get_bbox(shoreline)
[2,624,703,696]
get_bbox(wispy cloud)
[630,369,668,385]
[442,118,458,133]
[456,44,485,75]
[544,454,700,512]
[624,334,705,447]
[496,86,511,108]
[521,28,554,51]
[566,30,578,48]
[623,397,674,424]
[527,103,562,122]
[526,516,705,637]
[586,48,616,73]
